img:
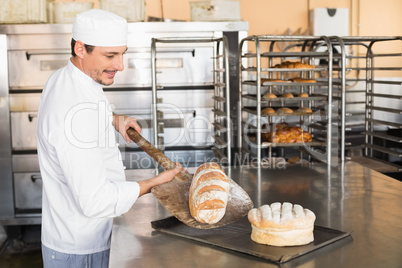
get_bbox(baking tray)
[151,216,351,264]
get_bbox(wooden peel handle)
[126,128,191,181]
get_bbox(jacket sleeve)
[50,105,140,218]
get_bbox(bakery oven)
[0,22,248,224]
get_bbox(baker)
[37,9,183,268]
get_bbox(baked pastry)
[297,107,313,113]
[275,122,289,130]
[273,61,315,69]
[269,124,313,143]
[277,107,293,114]
[287,156,300,164]
[262,107,275,115]
[263,92,277,99]
[300,132,312,143]
[294,62,315,69]
[248,202,316,246]
[298,92,309,97]
[292,78,316,83]
[189,162,230,224]
[281,93,294,98]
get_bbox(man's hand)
[137,162,183,197]
[112,114,141,144]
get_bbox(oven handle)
[127,48,195,57]
[31,174,42,183]
[28,114,37,122]
[156,49,195,57]
[26,50,70,60]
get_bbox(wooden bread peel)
[127,128,254,229]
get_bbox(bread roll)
[273,61,315,69]
[269,124,312,143]
[281,93,294,98]
[277,107,293,114]
[287,156,300,164]
[301,132,312,143]
[248,202,316,246]
[275,122,288,130]
[263,92,277,99]
[298,92,309,97]
[189,162,230,224]
[297,107,313,113]
[262,107,275,115]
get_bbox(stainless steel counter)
[110,162,402,267]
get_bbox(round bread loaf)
[277,107,293,114]
[248,202,316,246]
[262,107,275,115]
[263,92,277,99]
[274,61,315,69]
[189,162,230,224]
[298,92,309,97]
[297,107,313,113]
[281,93,294,98]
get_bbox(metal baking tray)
[151,216,352,264]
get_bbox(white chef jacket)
[37,60,140,254]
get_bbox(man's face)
[81,45,127,86]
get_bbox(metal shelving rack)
[335,37,402,173]
[238,35,335,166]
[151,37,232,165]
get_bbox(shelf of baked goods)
[244,122,325,148]
[241,58,327,72]
[242,106,315,116]
[242,51,329,58]
[238,35,334,166]
[241,65,327,74]
[242,92,327,102]
[242,79,322,87]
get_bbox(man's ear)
[74,41,85,59]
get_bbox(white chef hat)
[72,9,127,47]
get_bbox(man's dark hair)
[71,39,95,56]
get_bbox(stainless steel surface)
[0,34,14,221]
[111,162,402,267]
[13,173,42,210]
[329,36,402,163]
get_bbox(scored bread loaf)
[189,162,230,224]
[248,202,316,246]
